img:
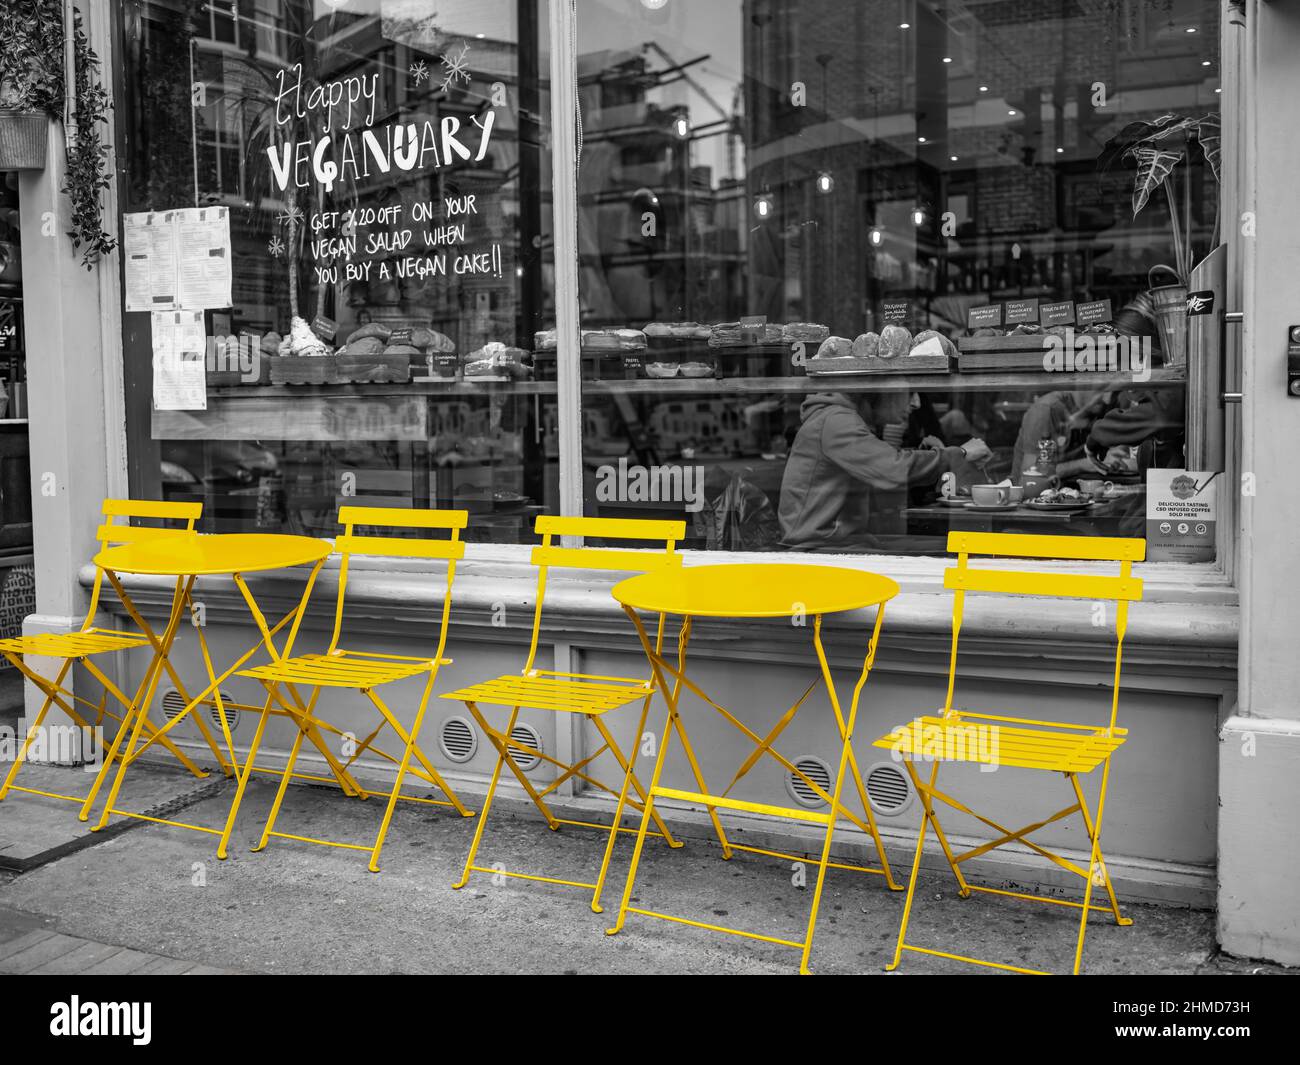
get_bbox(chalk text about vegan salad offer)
[267,64,503,286]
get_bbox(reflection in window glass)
[123,0,555,543]
[575,0,1217,558]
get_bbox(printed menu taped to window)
[151,310,207,411]
[124,208,232,312]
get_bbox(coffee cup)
[1078,479,1114,497]
[970,484,1009,505]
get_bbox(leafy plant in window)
[0,0,116,268]
[1098,113,1222,285]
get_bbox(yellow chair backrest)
[327,506,469,655]
[84,499,204,631]
[523,515,687,672]
[95,498,202,546]
[941,532,1146,732]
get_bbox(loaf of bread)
[851,332,880,358]
[813,336,853,359]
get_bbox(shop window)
[572,0,1221,560]
[120,0,557,543]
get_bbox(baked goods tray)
[806,354,952,375]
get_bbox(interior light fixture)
[815,171,835,194]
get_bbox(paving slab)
[0,768,1290,976]
[0,761,227,869]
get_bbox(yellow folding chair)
[446,515,687,912]
[0,499,235,817]
[233,506,473,872]
[874,531,1145,975]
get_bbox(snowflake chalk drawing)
[439,43,472,93]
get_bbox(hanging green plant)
[0,0,115,268]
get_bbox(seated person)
[1011,389,1113,483]
[779,391,990,552]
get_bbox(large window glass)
[574,0,1219,557]
[121,0,555,543]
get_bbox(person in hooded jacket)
[778,391,991,551]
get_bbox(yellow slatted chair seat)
[0,629,152,658]
[874,714,1128,774]
[441,671,654,715]
[240,651,448,690]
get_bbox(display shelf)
[584,366,1186,394]
[196,365,1186,418]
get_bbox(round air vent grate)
[786,756,833,809]
[161,688,237,733]
[865,761,913,815]
[439,716,478,763]
[508,722,543,772]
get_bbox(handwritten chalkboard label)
[622,354,643,378]
[1005,298,1040,325]
[967,304,1004,329]
[882,300,910,325]
[1076,299,1113,327]
[1040,300,1076,326]
[388,327,413,345]
[432,353,459,378]
[310,315,338,341]
[739,314,767,344]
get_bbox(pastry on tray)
[643,322,709,339]
[645,361,680,378]
[709,322,785,346]
[679,361,713,378]
[464,341,533,379]
[581,327,647,351]
[534,328,558,351]
[784,322,830,342]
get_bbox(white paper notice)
[124,208,231,313]
[151,310,208,411]
[176,207,232,310]
[123,212,179,312]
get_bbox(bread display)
[851,332,880,358]
[534,328,558,351]
[285,316,331,357]
[813,336,853,359]
[910,329,957,359]
[346,321,391,345]
[878,324,911,359]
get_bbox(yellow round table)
[91,533,333,856]
[605,562,901,975]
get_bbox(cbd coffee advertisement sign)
[1146,470,1218,563]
